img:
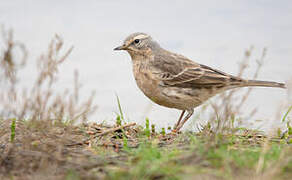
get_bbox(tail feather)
[244,80,286,89]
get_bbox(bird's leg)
[175,109,194,131]
[173,110,185,130]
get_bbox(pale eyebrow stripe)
[133,34,150,40]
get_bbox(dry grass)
[196,46,289,135]
[0,27,96,124]
[0,27,97,179]
[209,47,264,130]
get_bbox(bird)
[114,32,286,131]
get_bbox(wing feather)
[152,50,243,88]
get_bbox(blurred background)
[1,0,291,130]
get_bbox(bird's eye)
[134,39,140,44]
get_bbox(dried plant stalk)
[0,28,97,124]
[200,47,268,133]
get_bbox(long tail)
[243,80,286,88]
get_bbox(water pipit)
[114,32,286,131]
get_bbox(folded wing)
[152,51,243,88]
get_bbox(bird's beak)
[114,44,126,51]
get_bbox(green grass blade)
[282,105,292,122]
[115,94,124,121]
[10,118,16,142]
[145,118,150,137]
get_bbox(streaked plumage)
[114,32,286,131]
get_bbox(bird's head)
[114,32,160,58]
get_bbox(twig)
[66,122,136,146]
[93,122,136,138]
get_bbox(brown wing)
[151,50,243,88]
